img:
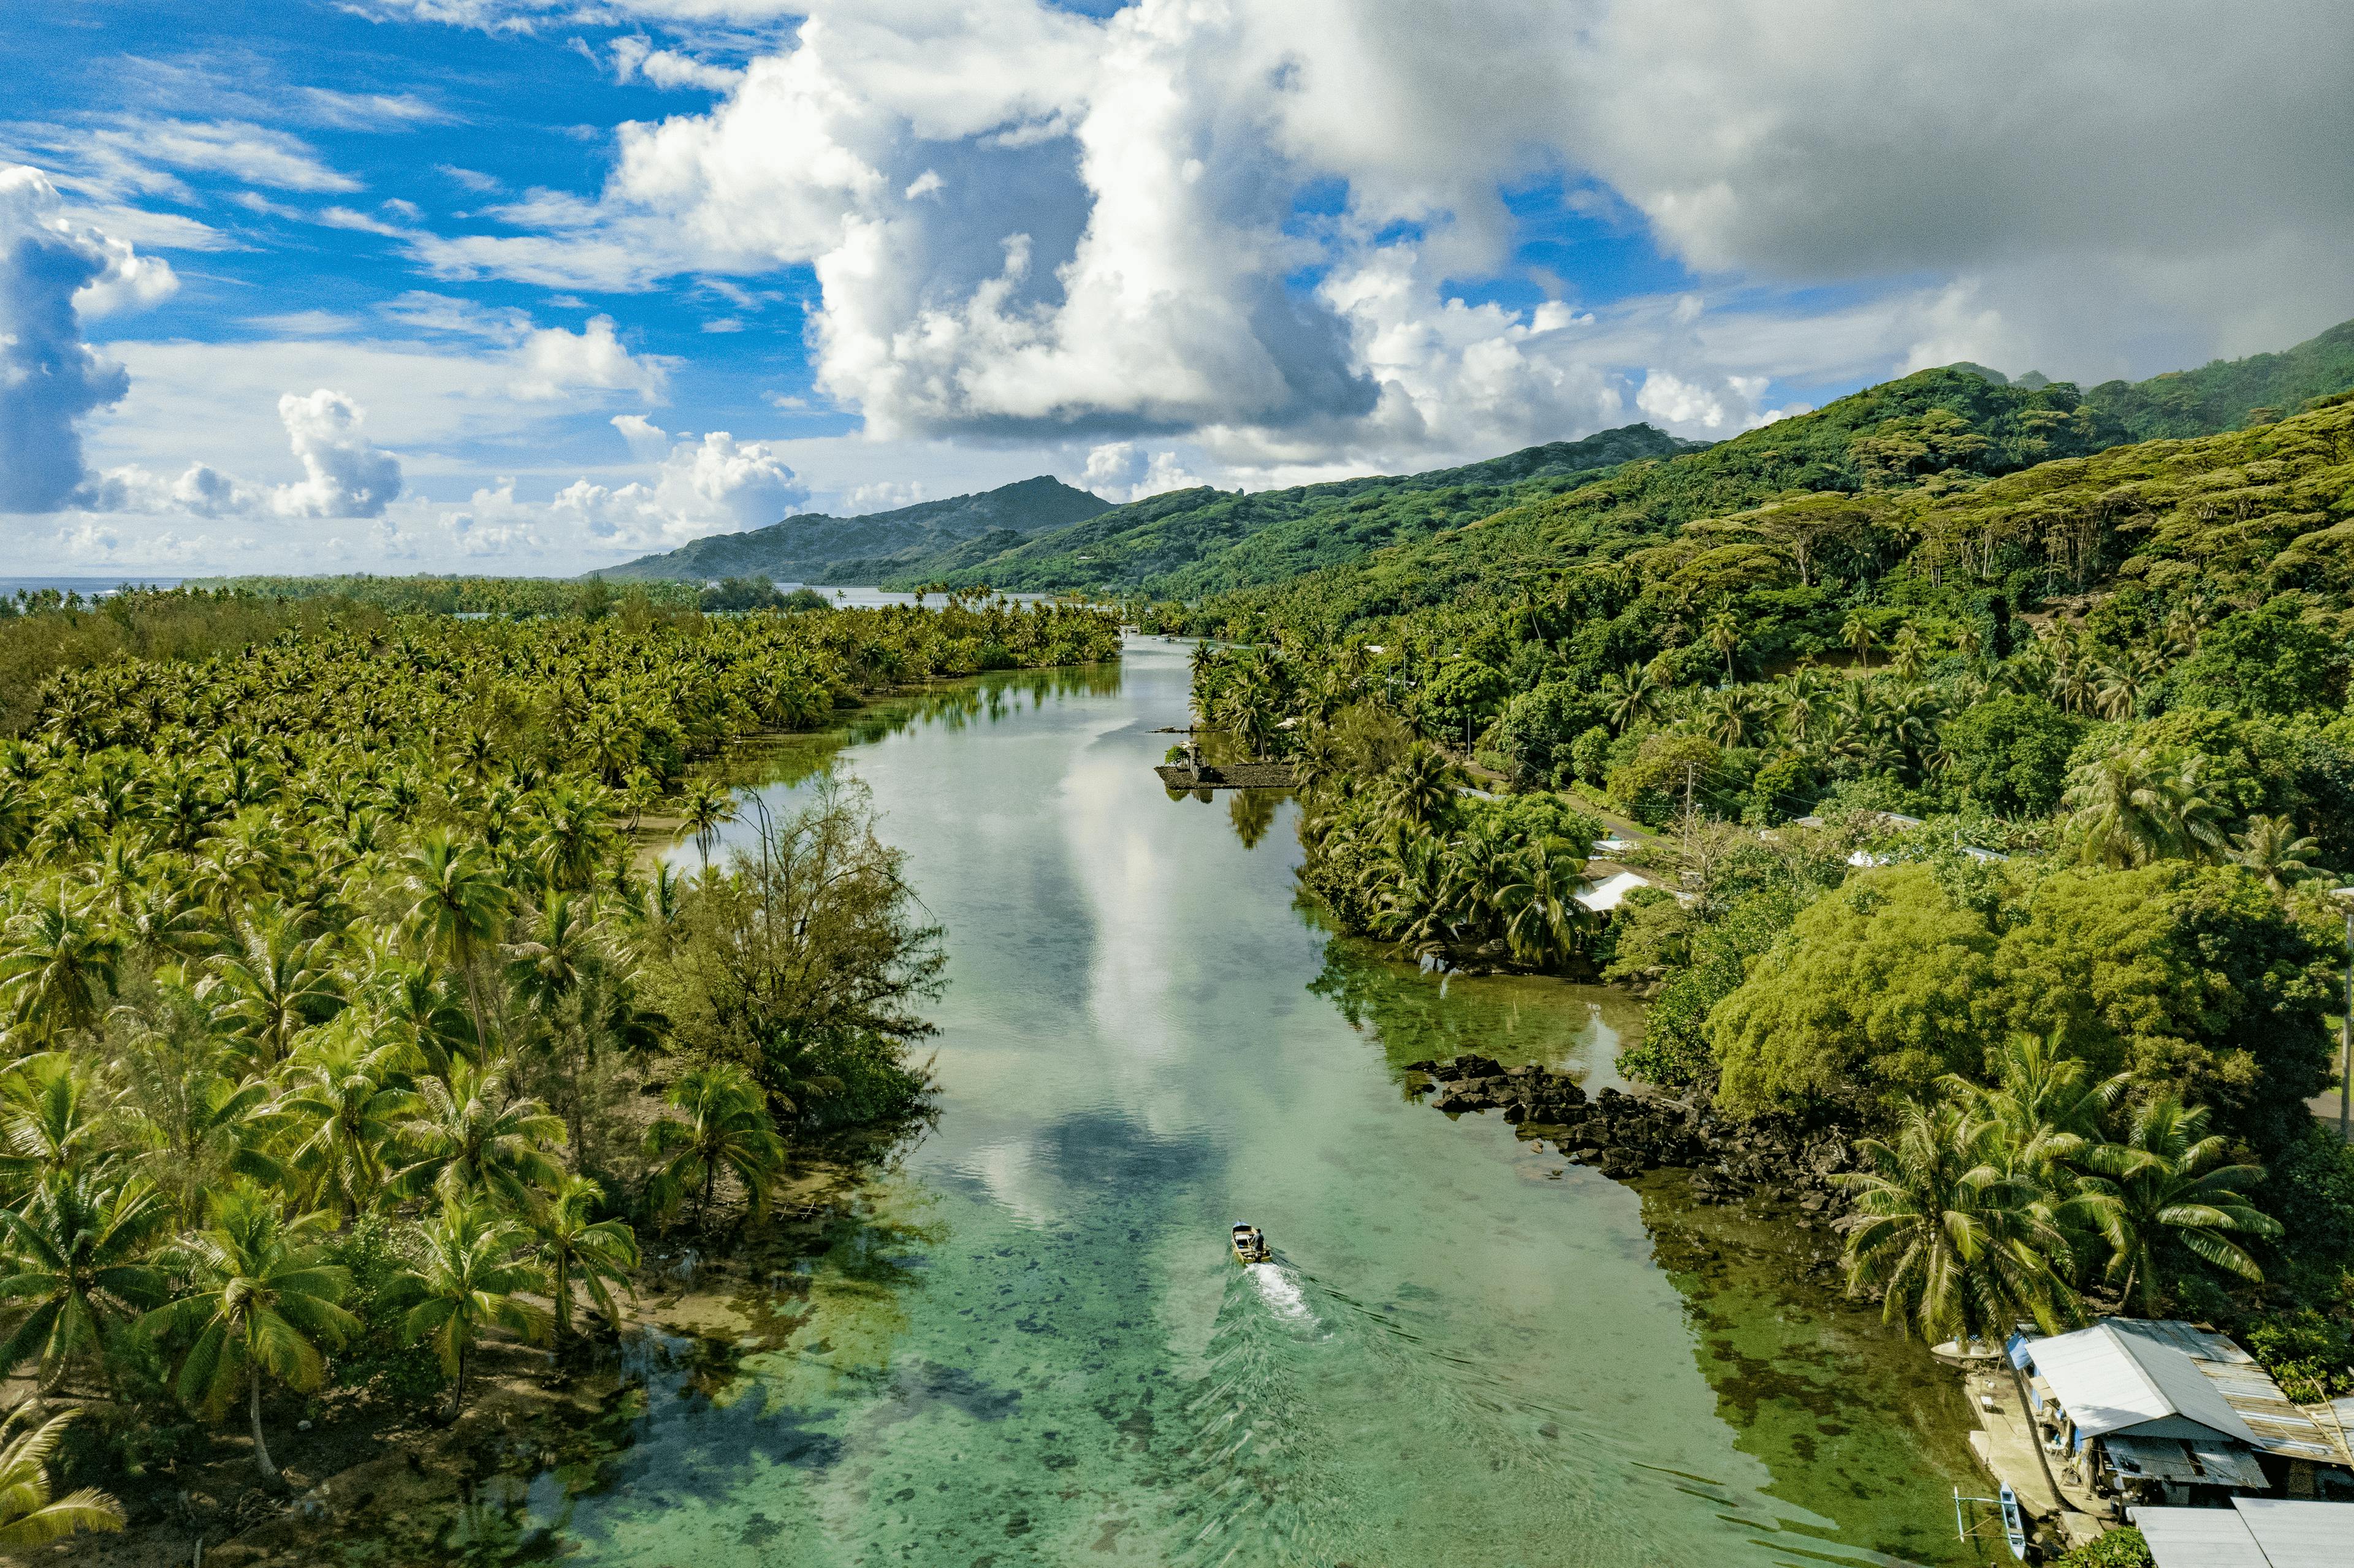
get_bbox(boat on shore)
[1231,1222,1270,1263]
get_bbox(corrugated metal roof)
[2136,1498,2354,1566]
[2025,1324,2259,1446]
[2102,1434,2268,1490]
[2233,1498,2353,1568]
[2134,1506,2272,1568]
[2109,1320,2349,1465]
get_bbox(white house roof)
[1574,869,1652,913]
[2022,1323,2260,1447]
[2135,1499,2354,1568]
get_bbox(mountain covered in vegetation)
[2082,316,2354,441]
[903,422,1700,597]
[593,474,1111,585]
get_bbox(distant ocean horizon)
[0,576,186,596]
[0,577,954,610]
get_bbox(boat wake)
[1244,1258,1320,1330]
[1160,1259,1634,1564]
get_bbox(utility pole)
[2337,887,2354,1141]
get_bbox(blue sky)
[4,1,2350,574]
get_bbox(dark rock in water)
[1599,1148,1647,1178]
[1452,1052,1504,1079]
[1403,1060,1439,1074]
[1427,1060,1465,1082]
[1501,1100,1529,1124]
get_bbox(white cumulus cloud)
[0,166,173,514]
[85,389,404,520]
[442,430,807,556]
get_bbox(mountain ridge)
[590,474,1111,584]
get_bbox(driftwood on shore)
[1155,761,1297,790]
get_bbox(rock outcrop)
[1401,1056,1861,1215]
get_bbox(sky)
[4,1,2353,578]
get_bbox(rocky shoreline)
[1405,1054,1862,1219]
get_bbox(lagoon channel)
[444,634,1997,1568]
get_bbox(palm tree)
[1705,610,1740,682]
[0,1406,124,1547]
[2228,813,2323,892]
[140,1192,357,1480]
[1496,839,1590,968]
[1601,661,1660,733]
[505,893,604,1149]
[128,1070,282,1229]
[533,1174,638,1349]
[391,1198,549,1422]
[393,1058,566,1211]
[1942,1033,2125,1186]
[2063,748,2226,869]
[1701,687,1761,748]
[0,1054,120,1194]
[676,779,738,873]
[397,830,514,1044]
[644,1064,787,1228]
[2076,1095,2279,1314]
[199,913,340,1067]
[2093,662,2143,720]
[1381,742,1460,829]
[1840,611,1875,671]
[278,1032,419,1220]
[0,885,122,1044]
[0,1173,172,1394]
[1835,1099,2078,1344]
[1888,623,1925,681]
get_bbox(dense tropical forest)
[1178,343,2354,1399]
[0,584,1119,1546]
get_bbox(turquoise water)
[470,636,1988,1567]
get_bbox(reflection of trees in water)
[1227,788,1281,847]
[1631,1172,1992,1566]
[1305,931,1634,1089]
[719,662,1127,793]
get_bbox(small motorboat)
[1230,1222,1270,1263]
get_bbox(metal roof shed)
[2133,1498,2354,1568]
[2022,1323,2261,1447]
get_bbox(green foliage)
[1995,863,2335,1152]
[1417,658,1508,743]
[0,1406,124,1547]
[1941,694,2083,816]
[1484,683,1608,787]
[1711,866,1999,1113]
[1605,733,1722,826]
[643,783,945,1125]
[324,1216,444,1412]
[2049,1526,2152,1568]
[184,574,699,616]
[2242,1305,2354,1403]
[2173,595,2347,715]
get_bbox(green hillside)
[2082,316,2354,440]
[902,423,1698,596]
[592,474,1110,584]
[1176,365,2138,639]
